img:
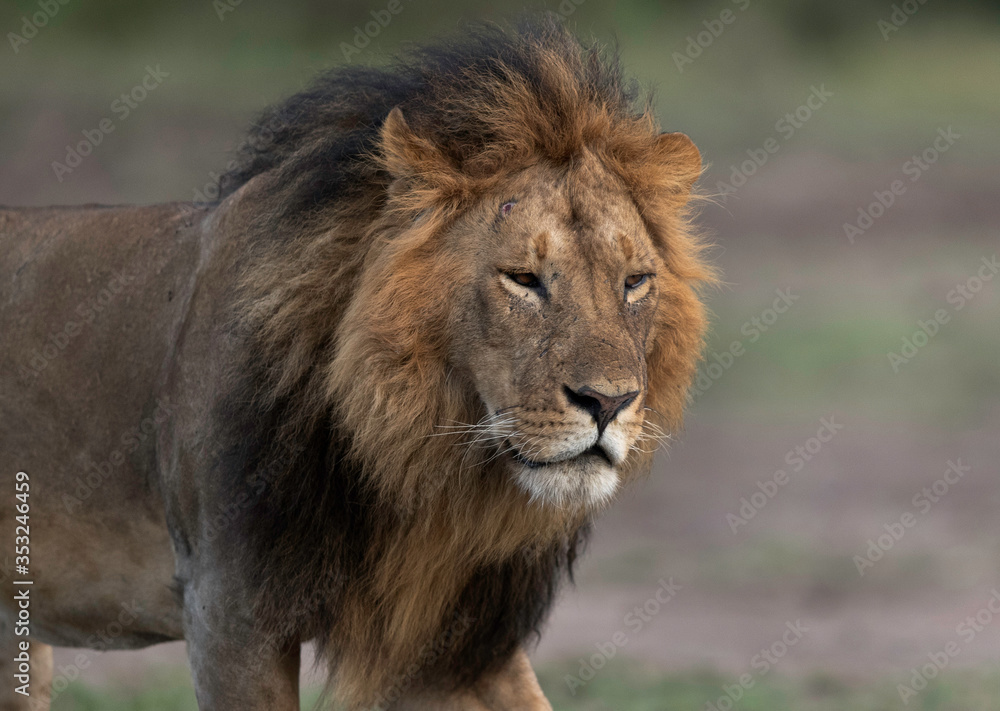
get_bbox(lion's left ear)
[379,107,462,195]
[653,131,702,194]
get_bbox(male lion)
[0,19,712,710]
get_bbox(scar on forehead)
[617,231,636,261]
[533,231,550,260]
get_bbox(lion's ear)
[380,107,456,184]
[654,131,702,194]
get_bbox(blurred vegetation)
[48,662,1000,711]
[695,241,1000,426]
[4,0,1000,155]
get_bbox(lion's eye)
[507,272,541,289]
[625,274,649,289]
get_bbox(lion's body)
[0,20,712,710]
[0,203,201,635]
[0,204,197,647]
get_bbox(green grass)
[51,671,326,710]
[539,662,1000,711]
[48,663,1000,710]
[52,680,198,711]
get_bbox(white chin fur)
[513,458,619,509]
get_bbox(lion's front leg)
[389,649,552,711]
[470,649,551,710]
[185,621,300,711]
[181,574,300,711]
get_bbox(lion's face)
[447,155,665,508]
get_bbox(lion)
[0,18,712,710]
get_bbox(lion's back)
[1,203,205,461]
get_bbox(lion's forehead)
[514,170,653,266]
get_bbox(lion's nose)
[563,385,638,434]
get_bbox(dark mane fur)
[217,17,640,214]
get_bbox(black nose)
[563,385,639,434]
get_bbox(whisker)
[431,418,515,431]
[637,431,670,445]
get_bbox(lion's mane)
[212,17,712,707]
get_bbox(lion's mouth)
[510,443,613,469]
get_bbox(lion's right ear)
[653,131,702,195]
[379,108,462,195]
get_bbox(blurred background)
[3,0,999,708]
